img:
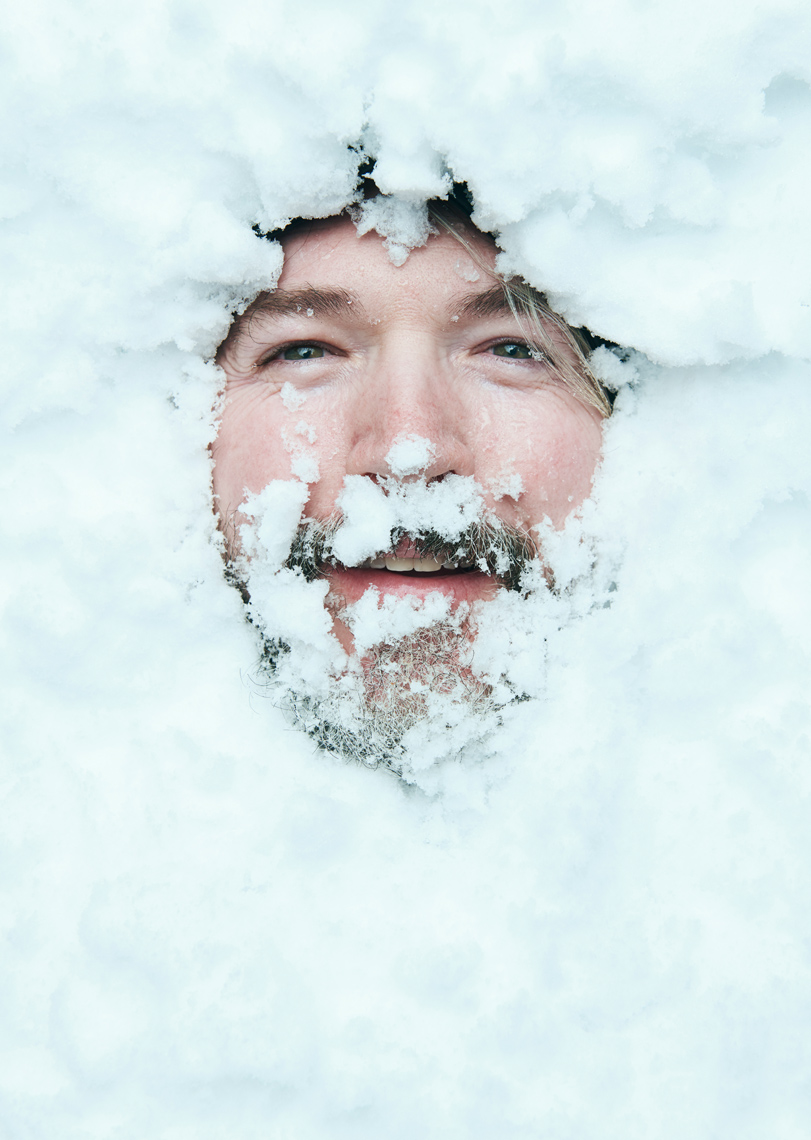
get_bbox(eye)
[254,342,332,370]
[278,343,326,361]
[490,341,534,360]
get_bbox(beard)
[231,509,542,780]
[261,613,502,776]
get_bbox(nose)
[344,339,475,482]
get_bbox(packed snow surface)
[2,0,811,1136]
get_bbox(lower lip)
[325,567,500,607]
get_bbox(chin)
[256,602,512,780]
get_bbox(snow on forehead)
[352,195,434,266]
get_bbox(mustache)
[284,517,539,593]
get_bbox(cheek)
[211,406,292,513]
[475,398,603,527]
[211,392,350,516]
[521,435,600,519]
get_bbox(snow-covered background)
[2,0,811,1135]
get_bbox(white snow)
[280,381,308,411]
[488,470,525,501]
[331,472,486,565]
[385,432,436,477]
[2,0,811,1136]
[352,195,436,265]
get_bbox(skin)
[213,215,604,650]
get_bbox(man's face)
[213,215,603,656]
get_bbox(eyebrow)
[249,283,522,324]
[222,286,366,358]
[246,286,363,320]
[454,284,517,320]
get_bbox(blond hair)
[427,204,611,417]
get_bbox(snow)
[2,0,811,1136]
[352,196,436,265]
[385,433,436,477]
[332,473,486,564]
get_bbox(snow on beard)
[228,472,590,785]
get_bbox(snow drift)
[1,0,810,1136]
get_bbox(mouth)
[285,524,537,596]
[325,563,495,610]
[357,548,479,577]
[319,539,504,610]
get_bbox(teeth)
[364,555,474,573]
[413,558,444,573]
[381,556,445,573]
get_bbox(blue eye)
[491,342,533,359]
[280,344,325,361]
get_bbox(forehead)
[276,215,498,306]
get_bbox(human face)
[213,216,603,646]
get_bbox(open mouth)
[284,522,537,594]
[324,558,494,609]
[357,554,479,576]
